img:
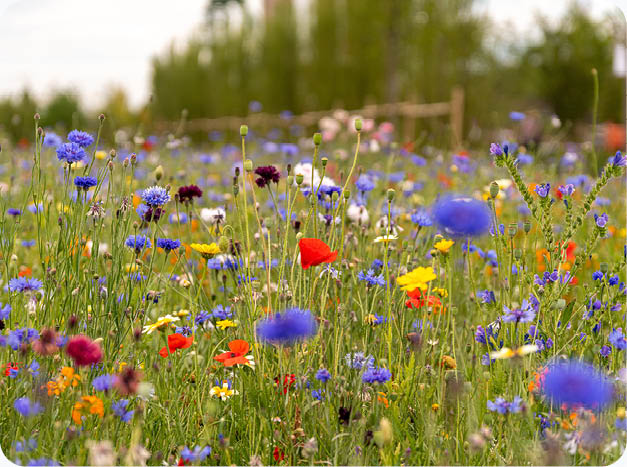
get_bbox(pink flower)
[66,334,102,367]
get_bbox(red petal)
[228,339,249,355]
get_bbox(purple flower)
[254,165,281,188]
[432,195,491,238]
[0,303,11,320]
[477,290,496,304]
[609,328,627,350]
[7,208,22,216]
[67,130,94,147]
[502,301,536,323]
[141,185,171,207]
[315,368,331,382]
[8,277,43,293]
[14,397,43,417]
[542,361,613,410]
[489,143,503,157]
[73,176,98,190]
[181,446,211,463]
[92,374,115,392]
[534,183,551,198]
[124,235,151,253]
[156,238,181,252]
[611,150,626,167]
[594,212,608,228]
[600,345,612,357]
[111,399,134,423]
[487,396,523,414]
[509,111,525,121]
[558,184,575,197]
[410,209,433,227]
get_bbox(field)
[0,113,625,466]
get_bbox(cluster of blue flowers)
[362,367,392,384]
[156,238,181,252]
[487,396,523,414]
[125,235,151,253]
[256,308,317,345]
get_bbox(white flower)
[200,207,226,225]
[347,204,369,225]
[293,162,336,187]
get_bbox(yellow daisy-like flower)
[190,242,220,259]
[209,381,239,400]
[374,235,398,243]
[142,314,180,334]
[95,150,107,160]
[216,319,237,331]
[396,266,436,292]
[432,287,448,298]
[434,239,454,254]
[490,344,538,360]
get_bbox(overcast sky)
[0,0,625,110]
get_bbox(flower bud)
[600,262,609,273]
[332,191,339,202]
[313,132,322,146]
[154,165,164,181]
[218,235,230,252]
[508,223,517,237]
[321,157,328,167]
[523,220,531,234]
[489,181,500,199]
[34,113,40,120]
[296,174,304,185]
[99,113,106,121]
[109,149,116,159]
[287,175,294,185]
[130,153,137,165]
[243,159,253,172]
[354,118,363,131]
[343,189,350,199]
[513,248,522,260]
[240,125,248,137]
[386,189,395,201]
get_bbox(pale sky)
[0,0,625,110]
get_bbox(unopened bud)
[600,262,609,273]
[313,133,322,146]
[99,113,105,121]
[154,165,164,181]
[343,189,350,199]
[556,299,566,310]
[218,235,230,252]
[489,181,499,199]
[508,223,517,237]
[296,174,304,185]
[34,113,40,120]
[354,118,363,131]
[321,157,328,167]
[240,125,248,137]
[387,189,395,201]
[523,221,531,234]
[243,159,253,172]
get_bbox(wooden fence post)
[450,86,464,149]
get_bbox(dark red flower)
[159,333,194,358]
[33,327,59,356]
[273,446,285,462]
[66,334,102,367]
[254,165,281,188]
[177,185,203,204]
[143,206,163,223]
[298,238,338,270]
[114,366,142,396]
[274,374,296,395]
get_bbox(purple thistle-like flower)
[558,184,575,197]
[56,142,86,164]
[67,130,94,147]
[92,374,115,392]
[410,209,433,227]
[534,183,551,198]
[254,165,281,188]
[611,150,627,167]
[541,361,613,411]
[177,185,203,204]
[256,308,317,345]
[489,143,503,157]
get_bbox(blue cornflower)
[362,367,392,384]
[13,438,37,452]
[410,209,433,227]
[475,325,489,345]
[355,175,376,192]
[28,361,40,377]
[124,235,151,253]
[432,195,491,237]
[111,399,134,423]
[312,389,325,400]
[211,305,232,320]
[43,132,62,148]
[67,130,94,147]
[477,290,495,304]
[141,185,171,207]
[175,325,194,336]
[509,111,525,121]
[357,269,386,287]
[169,212,188,224]
[594,212,608,228]
[592,271,605,281]
[600,345,612,357]
[256,308,317,345]
[156,238,181,252]
[8,277,43,293]
[609,275,620,286]
[411,154,427,166]
[542,361,613,410]
[257,258,279,270]
[0,302,11,319]
[195,310,211,326]
[344,352,374,370]
[56,142,86,164]
[609,328,627,350]
[181,446,211,463]
[7,208,22,216]
[73,176,97,190]
[611,150,627,167]
[315,368,331,382]
[14,397,43,417]
[534,183,551,198]
[92,374,115,392]
[516,153,534,165]
[487,396,523,414]
[502,301,536,323]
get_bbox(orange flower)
[214,340,250,367]
[46,367,81,396]
[159,333,194,358]
[72,395,104,425]
[405,288,445,314]
[298,238,338,269]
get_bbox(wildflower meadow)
[0,100,626,466]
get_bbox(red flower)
[298,238,338,269]
[66,335,102,367]
[274,374,296,394]
[159,333,194,358]
[4,363,19,377]
[214,340,250,367]
[273,446,285,462]
[405,288,444,313]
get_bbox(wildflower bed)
[0,115,625,466]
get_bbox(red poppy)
[405,288,444,313]
[159,333,194,358]
[273,446,285,462]
[4,363,19,377]
[213,340,250,366]
[298,238,338,269]
[565,241,577,262]
[274,373,296,394]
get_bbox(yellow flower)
[434,239,454,254]
[216,319,237,331]
[190,242,220,259]
[490,344,538,360]
[95,150,107,160]
[374,235,398,243]
[209,381,239,400]
[142,314,180,334]
[397,266,436,292]
[433,287,448,298]
[174,309,190,317]
[72,395,104,425]
[431,403,440,412]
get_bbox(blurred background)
[0,0,625,148]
